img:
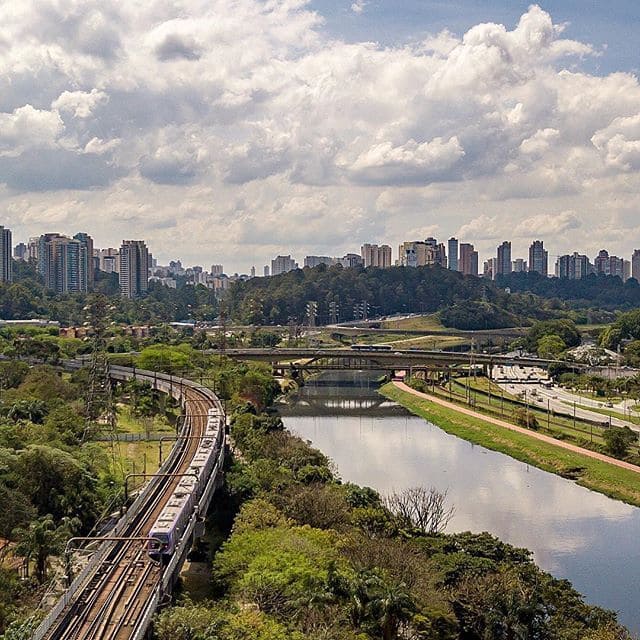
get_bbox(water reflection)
[280,374,640,633]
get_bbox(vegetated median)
[380,382,640,508]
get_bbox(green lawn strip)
[445,379,611,447]
[380,383,640,507]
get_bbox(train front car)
[148,490,193,559]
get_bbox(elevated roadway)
[34,366,225,640]
[218,347,562,370]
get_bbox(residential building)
[398,240,446,268]
[73,232,94,287]
[304,255,333,268]
[512,258,527,273]
[27,237,39,262]
[0,226,12,283]
[98,248,120,273]
[447,237,459,271]
[528,240,548,276]
[459,243,478,276]
[594,249,624,279]
[38,233,88,293]
[13,242,27,261]
[250,266,256,278]
[483,258,497,279]
[271,255,298,276]
[556,253,592,279]
[337,253,364,268]
[211,264,224,276]
[361,243,392,268]
[496,241,512,277]
[624,260,631,282]
[119,240,149,298]
[632,250,640,281]
[263,265,270,277]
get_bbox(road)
[494,364,639,433]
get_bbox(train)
[350,344,393,351]
[148,406,224,558]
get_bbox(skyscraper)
[119,240,150,298]
[0,226,12,283]
[528,240,548,276]
[496,241,512,277]
[447,237,459,271]
[271,255,298,276]
[74,233,95,287]
[13,242,27,261]
[459,243,478,276]
[632,250,640,281]
[38,233,88,293]
[361,243,392,268]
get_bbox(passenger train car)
[148,406,223,558]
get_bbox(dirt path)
[393,381,640,474]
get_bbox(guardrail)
[32,364,224,640]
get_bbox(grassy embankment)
[97,406,176,480]
[380,383,640,507]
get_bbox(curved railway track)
[38,369,222,640]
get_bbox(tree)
[384,486,454,535]
[602,427,636,458]
[13,515,77,583]
[536,334,566,358]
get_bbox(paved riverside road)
[393,381,640,474]
[495,365,639,433]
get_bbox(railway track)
[37,369,222,640]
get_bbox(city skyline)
[1,3,640,271]
[7,223,640,287]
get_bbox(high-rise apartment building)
[594,249,624,279]
[73,233,94,287]
[447,237,459,271]
[304,256,333,268]
[271,255,298,276]
[119,240,150,298]
[556,253,592,279]
[38,233,88,293]
[398,240,446,268]
[0,226,12,283]
[211,264,224,276]
[512,258,527,273]
[459,243,478,276]
[632,250,640,281]
[13,242,27,261]
[496,241,512,277]
[361,243,392,268]
[528,240,548,276]
[263,265,270,277]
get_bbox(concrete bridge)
[219,347,562,376]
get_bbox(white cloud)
[351,0,368,14]
[0,105,63,156]
[0,2,639,269]
[52,89,108,118]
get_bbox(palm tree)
[13,515,77,583]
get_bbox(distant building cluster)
[4,222,640,298]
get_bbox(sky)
[2,1,640,272]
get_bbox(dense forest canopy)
[2,259,638,329]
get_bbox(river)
[278,372,640,633]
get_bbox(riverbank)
[380,382,640,507]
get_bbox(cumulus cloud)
[0,2,639,267]
[513,210,581,236]
[0,105,63,156]
[52,89,108,118]
[343,137,465,185]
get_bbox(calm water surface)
[279,373,640,633]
